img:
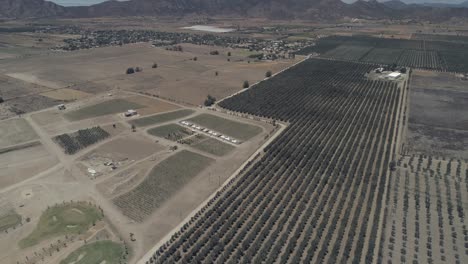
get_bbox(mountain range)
[2,0,468,21]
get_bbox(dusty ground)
[405,70,468,159]
[0,42,299,107]
[0,86,276,264]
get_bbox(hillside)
[1,0,468,21]
[0,0,68,18]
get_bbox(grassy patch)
[59,240,124,264]
[64,99,144,121]
[188,114,262,140]
[129,109,195,127]
[192,138,235,156]
[0,211,21,232]
[19,202,102,248]
[147,123,193,141]
[113,150,214,222]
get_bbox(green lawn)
[192,138,235,156]
[188,114,262,140]
[147,123,193,141]
[0,211,21,232]
[19,202,102,248]
[60,240,124,264]
[129,109,195,127]
[64,99,144,121]
[114,150,214,222]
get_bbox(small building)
[124,109,138,117]
[388,72,402,78]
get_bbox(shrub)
[266,71,272,78]
[243,80,250,88]
[126,67,135,74]
[204,95,216,107]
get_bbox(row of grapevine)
[297,36,468,72]
[380,156,468,263]
[146,59,403,264]
[54,126,110,154]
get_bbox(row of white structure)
[179,120,240,144]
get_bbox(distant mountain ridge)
[2,0,468,21]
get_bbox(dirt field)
[40,88,91,101]
[406,70,468,159]
[80,135,165,178]
[0,142,58,189]
[0,43,299,107]
[0,118,38,148]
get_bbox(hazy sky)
[51,0,466,6]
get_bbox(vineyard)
[147,124,194,141]
[379,155,468,264]
[113,150,213,222]
[147,59,405,263]
[54,127,110,155]
[297,35,468,72]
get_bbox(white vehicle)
[231,139,238,144]
[57,104,66,110]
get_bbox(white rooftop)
[388,72,401,78]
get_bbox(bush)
[193,57,198,61]
[266,71,272,78]
[204,95,216,107]
[227,52,232,56]
[152,63,158,69]
[210,50,219,55]
[0,97,3,104]
[126,67,135,74]
[243,81,250,88]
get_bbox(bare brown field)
[0,118,38,148]
[0,142,58,189]
[405,70,468,159]
[40,88,91,101]
[79,135,165,178]
[1,43,299,107]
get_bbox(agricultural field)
[361,48,402,65]
[129,109,195,127]
[149,58,405,263]
[54,126,110,155]
[405,70,468,159]
[411,33,468,43]
[191,137,236,156]
[0,118,38,148]
[297,35,468,72]
[64,99,144,121]
[321,45,373,61]
[379,156,468,264]
[187,113,262,141]
[19,201,103,248]
[147,124,194,141]
[60,240,125,264]
[113,150,214,222]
